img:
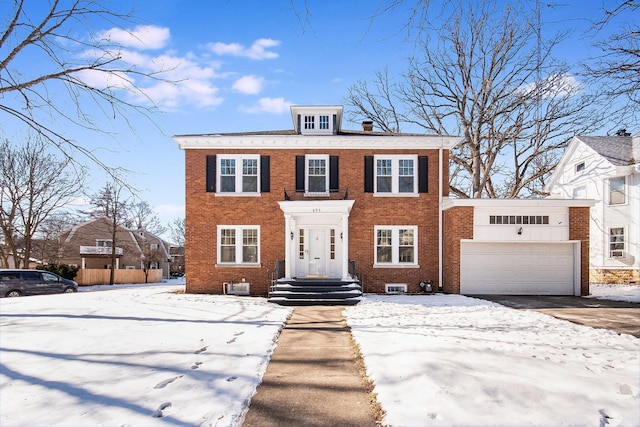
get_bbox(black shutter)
[364,156,374,193]
[206,155,216,193]
[260,155,270,193]
[329,156,339,191]
[418,156,428,193]
[295,156,305,192]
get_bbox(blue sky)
[1,0,628,232]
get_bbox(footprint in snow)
[227,337,237,344]
[154,375,183,389]
[195,346,208,354]
[226,376,238,382]
[152,402,172,418]
[191,361,203,369]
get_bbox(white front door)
[307,228,327,277]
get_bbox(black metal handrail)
[283,188,349,201]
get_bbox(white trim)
[442,198,596,210]
[374,225,419,267]
[374,155,418,195]
[216,225,260,265]
[305,154,329,194]
[173,134,461,150]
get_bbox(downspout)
[438,145,443,292]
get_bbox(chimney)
[362,120,374,132]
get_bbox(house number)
[313,208,321,213]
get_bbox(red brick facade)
[184,148,448,295]
[569,206,591,296]
[442,206,474,294]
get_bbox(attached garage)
[460,241,578,295]
[441,198,594,296]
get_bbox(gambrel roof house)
[55,217,173,279]
[546,133,640,284]
[174,105,593,303]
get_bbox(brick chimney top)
[362,121,374,132]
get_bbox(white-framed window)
[319,115,329,129]
[609,227,625,258]
[306,154,329,194]
[609,176,626,205]
[218,155,259,194]
[217,226,260,265]
[150,243,159,251]
[575,162,585,173]
[96,239,112,247]
[150,262,159,269]
[375,155,417,194]
[572,185,587,199]
[374,226,418,266]
[304,115,315,130]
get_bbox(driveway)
[473,295,640,338]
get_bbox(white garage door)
[460,242,575,295]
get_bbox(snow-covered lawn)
[0,281,292,426]
[345,294,640,427]
[588,283,640,303]
[1,282,638,427]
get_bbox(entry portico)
[279,199,355,281]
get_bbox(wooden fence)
[76,269,163,286]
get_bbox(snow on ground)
[1,282,639,427]
[344,294,640,427]
[0,281,292,427]
[588,283,640,303]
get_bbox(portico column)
[284,214,292,279]
[341,214,350,280]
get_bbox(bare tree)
[88,179,130,285]
[0,135,85,268]
[32,212,80,265]
[346,0,604,198]
[0,0,167,169]
[167,217,185,247]
[126,200,166,236]
[139,239,165,283]
[584,1,639,127]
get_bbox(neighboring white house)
[546,132,640,284]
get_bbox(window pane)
[399,159,414,192]
[399,177,414,193]
[243,159,257,175]
[319,115,329,129]
[610,228,624,250]
[377,246,392,263]
[377,229,392,246]
[308,176,326,192]
[610,177,625,205]
[399,247,414,263]
[221,176,235,192]
[243,246,257,263]
[243,176,257,192]
[220,247,236,262]
[399,229,414,246]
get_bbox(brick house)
[174,105,458,301]
[174,105,593,301]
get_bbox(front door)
[307,228,327,277]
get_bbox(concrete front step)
[269,279,362,305]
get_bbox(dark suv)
[0,269,78,297]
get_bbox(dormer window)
[304,115,315,130]
[291,105,343,135]
[319,115,329,130]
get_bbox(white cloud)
[208,38,280,60]
[519,73,582,98]
[232,75,264,94]
[241,97,292,114]
[99,25,170,50]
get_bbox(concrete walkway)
[242,306,378,427]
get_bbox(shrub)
[37,264,79,280]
